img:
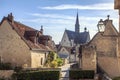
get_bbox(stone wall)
[0,20,31,67]
[31,50,48,68]
[82,45,96,72]
[90,34,120,77]
[93,36,117,57]
[98,57,120,78]
[87,20,120,78]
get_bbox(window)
[41,58,43,65]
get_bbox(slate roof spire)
[75,11,80,33]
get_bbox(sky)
[0,0,119,44]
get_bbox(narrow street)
[60,63,74,80]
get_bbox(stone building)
[79,16,120,78]
[57,13,90,62]
[79,45,96,72]
[0,13,56,68]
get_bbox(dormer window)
[38,35,51,46]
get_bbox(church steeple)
[75,12,80,33]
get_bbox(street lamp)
[97,19,105,32]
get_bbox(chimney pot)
[7,13,14,24]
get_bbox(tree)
[45,51,63,68]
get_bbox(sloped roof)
[1,14,55,51]
[57,46,72,53]
[58,54,69,58]
[65,30,90,44]
[103,19,118,36]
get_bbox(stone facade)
[30,50,48,68]
[0,20,31,67]
[81,45,96,72]
[60,31,71,47]
[0,13,56,68]
[80,18,120,78]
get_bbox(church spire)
[75,12,80,33]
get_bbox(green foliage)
[13,70,60,80]
[56,58,63,66]
[69,70,94,79]
[0,63,13,70]
[14,66,22,72]
[113,77,120,80]
[50,60,58,68]
[45,51,63,68]
[0,78,5,80]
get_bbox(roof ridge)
[14,21,37,31]
[65,29,74,32]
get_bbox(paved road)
[60,63,74,80]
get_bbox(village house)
[0,13,56,68]
[79,0,120,78]
[57,13,90,63]
[79,15,120,78]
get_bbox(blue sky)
[0,0,119,44]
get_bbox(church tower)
[75,12,80,33]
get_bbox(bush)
[113,77,120,80]
[56,58,63,66]
[0,78,5,80]
[45,51,63,68]
[50,60,58,68]
[0,63,13,70]
[14,66,22,72]
[69,70,94,79]
[13,70,60,80]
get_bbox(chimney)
[40,25,43,34]
[7,13,14,24]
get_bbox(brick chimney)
[7,13,14,24]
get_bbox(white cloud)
[29,13,74,20]
[38,3,114,10]
[18,12,119,44]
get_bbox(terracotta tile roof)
[1,14,56,51]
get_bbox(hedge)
[113,77,120,80]
[13,70,60,80]
[0,63,13,70]
[69,70,94,79]
[0,79,5,80]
